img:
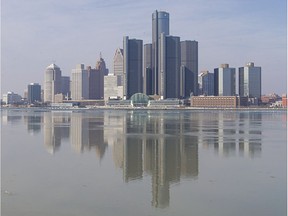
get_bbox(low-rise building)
[190,96,241,108]
[2,92,22,105]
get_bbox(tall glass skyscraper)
[123,36,143,99]
[180,40,198,97]
[239,62,261,99]
[143,43,153,95]
[152,10,169,95]
[159,34,181,99]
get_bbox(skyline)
[2,0,287,95]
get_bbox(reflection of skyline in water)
[1,109,270,208]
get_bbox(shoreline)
[1,106,287,112]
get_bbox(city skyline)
[2,0,287,95]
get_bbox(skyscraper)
[123,36,143,99]
[214,64,236,96]
[152,10,169,95]
[159,34,181,99]
[239,62,261,99]
[113,48,124,86]
[198,71,214,96]
[28,83,41,104]
[44,63,62,103]
[71,64,89,100]
[61,76,70,99]
[143,43,153,95]
[180,40,198,97]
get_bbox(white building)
[104,74,123,101]
[71,64,89,100]
[44,63,62,103]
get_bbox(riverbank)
[1,106,287,112]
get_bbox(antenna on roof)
[100,52,102,59]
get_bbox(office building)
[71,64,89,100]
[61,76,70,99]
[214,64,236,96]
[143,43,153,95]
[123,36,143,99]
[113,48,124,86]
[152,10,170,95]
[2,92,22,105]
[86,56,108,100]
[198,71,214,96]
[180,40,198,97]
[159,34,181,99]
[44,63,62,103]
[28,83,41,104]
[239,62,261,100]
[104,74,123,101]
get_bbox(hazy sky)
[2,0,287,95]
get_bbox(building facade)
[198,71,214,96]
[44,63,62,103]
[28,83,41,104]
[71,64,89,100]
[2,92,22,105]
[190,96,241,108]
[180,40,198,97]
[123,36,143,99]
[113,48,124,86]
[61,76,70,99]
[104,74,123,101]
[239,62,261,100]
[152,10,170,95]
[159,34,181,99]
[143,43,153,95]
[214,64,236,96]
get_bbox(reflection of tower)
[86,113,107,160]
[112,111,200,208]
[70,113,89,153]
[25,114,42,134]
[104,111,126,169]
[217,112,237,157]
[123,112,145,182]
[43,112,70,154]
[239,112,262,158]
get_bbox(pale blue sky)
[1,0,287,95]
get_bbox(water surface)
[1,109,287,216]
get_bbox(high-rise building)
[71,64,89,100]
[44,63,62,103]
[113,48,124,86]
[87,56,108,100]
[180,40,198,97]
[104,74,123,101]
[61,76,70,99]
[214,64,236,96]
[198,71,214,96]
[152,10,170,95]
[28,83,41,104]
[159,34,181,99]
[143,43,153,95]
[239,62,261,99]
[123,36,143,99]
